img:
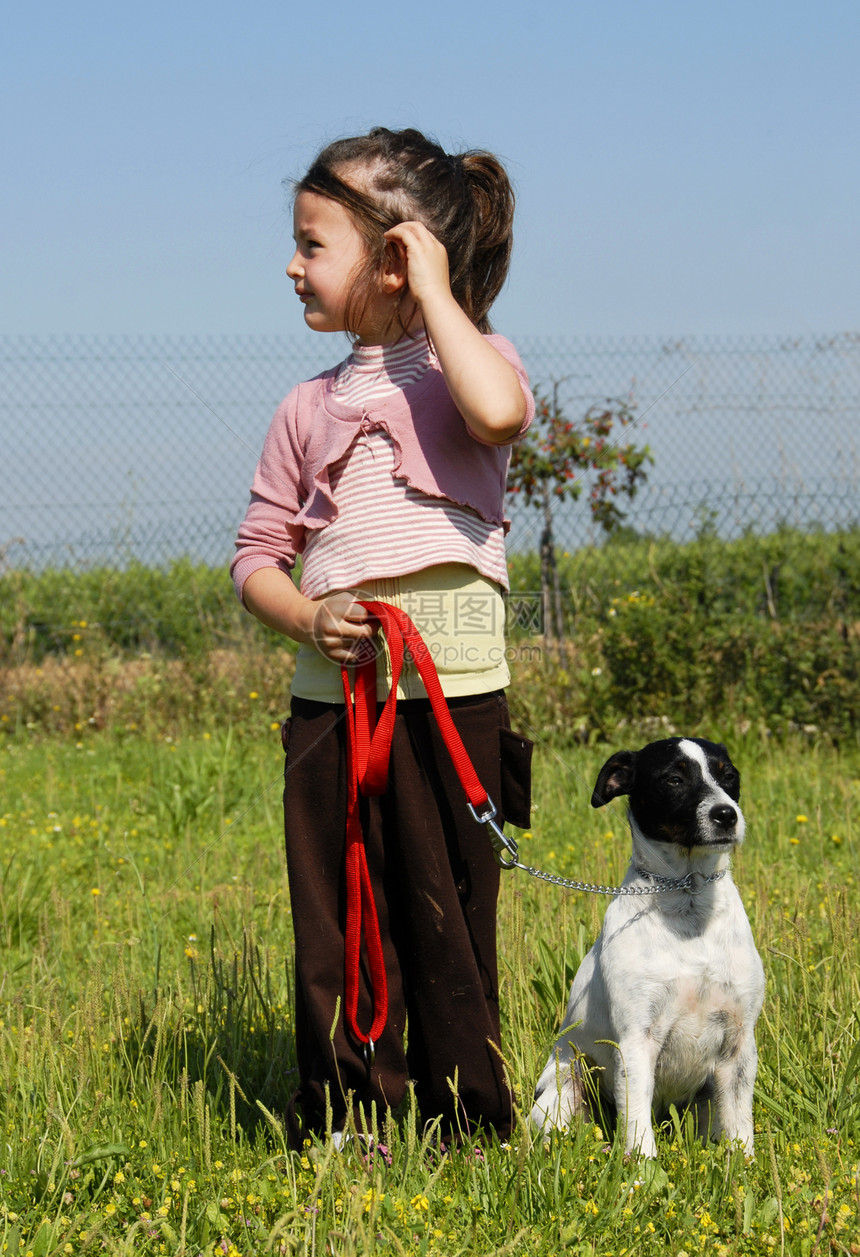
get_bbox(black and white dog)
[530,737,765,1159]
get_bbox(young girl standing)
[232,127,534,1149]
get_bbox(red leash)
[339,601,517,1064]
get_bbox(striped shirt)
[299,333,509,600]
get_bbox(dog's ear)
[591,750,637,808]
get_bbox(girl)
[232,126,534,1148]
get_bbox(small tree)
[507,383,653,646]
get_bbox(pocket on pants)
[499,726,533,830]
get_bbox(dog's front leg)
[613,1038,660,1159]
[712,1038,758,1155]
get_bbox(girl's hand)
[383,221,454,313]
[241,569,378,666]
[309,592,379,666]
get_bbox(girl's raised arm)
[384,221,527,445]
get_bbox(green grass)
[1,723,858,1255]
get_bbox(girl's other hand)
[310,592,379,666]
[383,221,453,312]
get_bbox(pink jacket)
[231,334,534,597]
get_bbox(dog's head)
[591,737,745,851]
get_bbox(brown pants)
[281,690,532,1146]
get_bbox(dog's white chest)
[651,971,749,1102]
[586,891,763,1096]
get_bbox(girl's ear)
[381,238,408,294]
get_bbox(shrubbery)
[507,526,860,742]
[0,557,260,661]
[2,526,858,742]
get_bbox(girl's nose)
[286,251,302,280]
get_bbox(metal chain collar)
[472,794,729,896]
[509,860,728,896]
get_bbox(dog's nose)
[710,804,737,830]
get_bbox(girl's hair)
[293,127,515,336]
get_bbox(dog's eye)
[664,774,683,788]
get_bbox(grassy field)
[1,715,858,1256]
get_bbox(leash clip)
[363,1038,376,1069]
[468,796,519,869]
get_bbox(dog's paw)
[531,1055,591,1133]
[528,1097,565,1135]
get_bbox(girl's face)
[287,191,386,342]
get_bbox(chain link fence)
[1,332,858,571]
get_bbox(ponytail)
[456,151,515,332]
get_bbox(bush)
[2,527,859,743]
[507,526,860,742]
[0,558,281,663]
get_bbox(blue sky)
[3,0,858,338]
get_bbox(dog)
[530,737,765,1159]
